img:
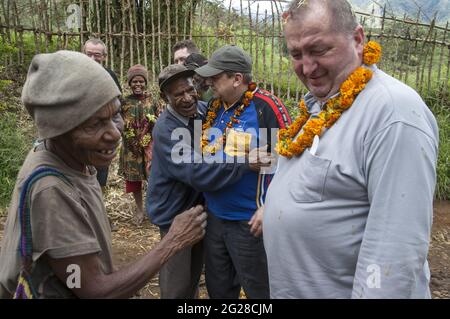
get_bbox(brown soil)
[429,201,450,299]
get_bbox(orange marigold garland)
[276,41,381,158]
[202,82,257,155]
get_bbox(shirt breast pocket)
[288,150,331,203]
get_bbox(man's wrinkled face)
[284,8,364,100]
[64,99,123,168]
[174,47,190,65]
[163,77,198,117]
[84,42,106,64]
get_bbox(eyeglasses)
[85,51,105,58]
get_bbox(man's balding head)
[286,0,358,35]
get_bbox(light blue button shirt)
[263,66,439,299]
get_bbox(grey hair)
[287,0,358,34]
[82,38,107,55]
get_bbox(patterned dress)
[119,94,157,182]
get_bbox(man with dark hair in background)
[173,39,200,65]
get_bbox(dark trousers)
[95,166,109,187]
[204,213,270,299]
[159,228,204,299]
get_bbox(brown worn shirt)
[0,144,113,298]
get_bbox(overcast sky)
[228,0,289,15]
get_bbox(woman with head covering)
[119,64,157,225]
[0,51,206,299]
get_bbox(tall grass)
[0,110,30,215]
[433,105,450,200]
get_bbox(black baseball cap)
[195,45,252,77]
[158,64,195,91]
[184,53,208,70]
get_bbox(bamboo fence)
[0,0,449,103]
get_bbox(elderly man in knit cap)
[0,51,207,299]
[119,64,157,225]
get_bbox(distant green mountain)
[349,0,449,25]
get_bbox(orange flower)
[202,83,257,154]
[277,42,378,158]
[363,41,382,65]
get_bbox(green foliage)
[433,105,450,200]
[0,38,18,56]
[0,111,30,214]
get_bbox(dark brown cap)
[158,64,195,91]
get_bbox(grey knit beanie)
[22,50,121,139]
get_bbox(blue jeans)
[204,212,269,299]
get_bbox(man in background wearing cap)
[146,64,272,298]
[0,51,206,298]
[82,38,122,195]
[195,45,291,299]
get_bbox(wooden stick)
[414,10,421,92]
[108,0,115,71]
[143,0,148,72]
[254,3,259,83]
[227,0,232,44]
[151,0,156,76]
[240,0,243,46]
[132,0,141,65]
[183,0,187,40]
[198,0,205,47]
[443,45,450,106]
[127,0,134,66]
[53,0,61,52]
[87,0,92,33]
[157,0,162,70]
[43,0,49,53]
[79,0,84,50]
[175,0,179,42]
[262,9,267,91]
[439,22,448,103]
[120,0,126,80]
[95,0,100,34]
[11,0,20,63]
[437,22,448,87]
[427,30,438,96]
[270,1,275,94]
[166,0,171,66]
[247,0,252,57]
[274,0,283,98]
[189,0,194,39]
[105,0,110,68]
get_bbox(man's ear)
[353,25,365,56]
[234,73,244,88]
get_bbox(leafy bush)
[433,106,450,200]
[0,110,30,214]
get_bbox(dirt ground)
[0,161,449,298]
[110,199,450,299]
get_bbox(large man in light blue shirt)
[263,0,439,298]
